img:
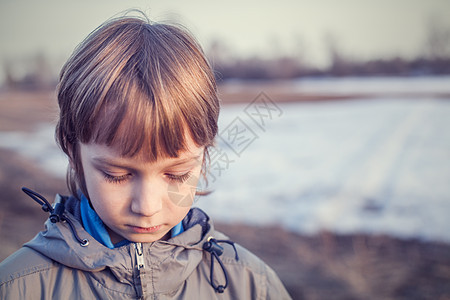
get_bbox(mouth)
[127,225,162,234]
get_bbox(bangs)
[90,84,190,160]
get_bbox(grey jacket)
[0,195,291,299]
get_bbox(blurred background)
[1,0,450,299]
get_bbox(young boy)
[0,13,291,299]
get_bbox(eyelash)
[103,173,131,184]
[166,172,192,183]
[102,172,192,184]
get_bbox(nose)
[131,179,164,217]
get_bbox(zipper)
[135,242,145,270]
[134,242,146,298]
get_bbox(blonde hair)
[55,14,219,198]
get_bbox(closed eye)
[166,172,192,183]
[103,172,132,184]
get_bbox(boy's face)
[79,138,204,244]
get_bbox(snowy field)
[1,77,449,242]
[198,96,450,243]
[292,75,450,95]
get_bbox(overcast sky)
[1,0,449,72]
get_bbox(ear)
[68,156,76,170]
[66,142,79,170]
[201,146,208,169]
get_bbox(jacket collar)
[79,194,184,249]
[24,195,216,294]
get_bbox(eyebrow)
[166,155,203,167]
[91,154,202,169]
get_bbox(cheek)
[167,171,201,207]
[169,204,191,224]
[83,171,129,215]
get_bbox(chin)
[128,232,170,243]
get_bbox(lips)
[128,225,162,233]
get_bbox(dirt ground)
[1,89,450,299]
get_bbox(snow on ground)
[1,77,449,242]
[197,96,450,243]
[0,124,67,177]
[222,75,450,96]
[292,75,450,95]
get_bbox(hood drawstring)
[203,236,239,293]
[22,187,89,247]
[22,188,239,293]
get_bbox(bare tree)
[1,52,55,90]
[425,17,450,60]
[323,32,352,76]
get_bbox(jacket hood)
[24,195,221,294]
